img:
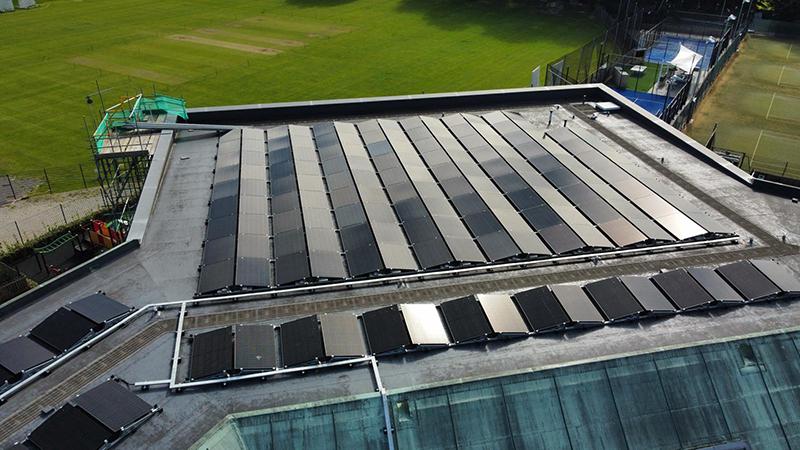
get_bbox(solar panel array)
[1,294,130,389]
[196,113,732,296]
[23,381,154,450]
[186,259,798,375]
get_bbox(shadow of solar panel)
[687,268,745,304]
[0,337,55,377]
[618,276,676,314]
[319,313,367,358]
[28,404,113,450]
[716,261,781,301]
[30,308,96,353]
[362,305,411,355]
[197,259,235,294]
[584,278,644,322]
[751,260,800,294]
[651,270,716,310]
[0,366,12,385]
[280,316,324,367]
[476,294,528,335]
[73,381,153,432]
[234,325,275,370]
[550,284,605,325]
[538,224,585,254]
[512,287,570,333]
[67,293,130,326]
[437,296,492,344]
[189,326,233,380]
[400,304,450,347]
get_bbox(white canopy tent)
[670,44,703,73]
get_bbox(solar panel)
[73,381,153,432]
[437,296,493,344]
[234,324,276,370]
[598,218,649,247]
[750,259,800,294]
[687,267,745,304]
[512,286,570,333]
[618,276,676,314]
[549,284,605,325]
[197,258,235,295]
[30,308,96,353]
[538,223,585,254]
[476,294,528,335]
[716,261,781,301]
[28,404,113,450]
[319,313,367,358]
[279,315,324,367]
[67,293,130,326]
[361,305,411,355]
[0,337,55,376]
[651,270,716,310]
[189,326,233,380]
[583,278,644,322]
[399,304,450,347]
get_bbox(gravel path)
[0,188,104,248]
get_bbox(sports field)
[686,34,800,180]
[0,0,601,192]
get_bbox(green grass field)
[0,0,601,192]
[686,34,800,180]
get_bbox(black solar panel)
[651,270,716,310]
[717,261,781,301]
[67,293,130,326]
[280,316,324,367]
[583,278,644,321]
[361,305,411,355]
[437,296,492,343]
[197,258,235,294]
[28,404,112,450]
[618,276,676,314]
[538,223,585,254]
[234,325,276,370]
[73,381,152,432]
[0,337,55,376]
[30,308,96,353]
[0,365,13,385]
[687,267,745,304]
[512,287,570,332]
[189,326,233,380]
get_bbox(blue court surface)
[614,89,670,117]
[646,35,716,70]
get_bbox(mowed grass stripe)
[71,56,188,84]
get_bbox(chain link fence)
[0,192,104,251]
[1,163,99,204]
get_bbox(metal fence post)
[79,164,88,189]
[43,168,52,194]
[5,174,14,200]
[60,203,68,224]
[14,221,23,243]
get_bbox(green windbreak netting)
[93,94,187,153]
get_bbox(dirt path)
[0,188,104,248]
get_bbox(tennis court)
[647,34,717,70]
[614,88,670,117]
[686,34,800,181]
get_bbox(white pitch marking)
[765,92,777,119]
[777,65,786,86]
[752,129,765,164]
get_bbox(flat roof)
[1,85,799,449]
